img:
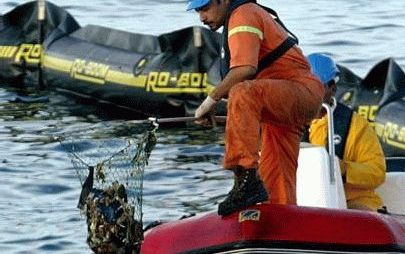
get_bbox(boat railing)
[296,100,347,209]
[323,101,336,184]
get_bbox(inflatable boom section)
[0,1,79,84]
[0,1,225,117]
[42,24,225,117]
[336,58,405,161]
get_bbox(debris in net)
[84,182,143,254]
[95,162,106,183]
[58,126,158,253]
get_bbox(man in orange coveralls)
[188,0,324,215]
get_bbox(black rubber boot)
[218,167,268,216]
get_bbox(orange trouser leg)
[259,123,301,204]
[223,78,323,204]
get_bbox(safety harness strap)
[257,36,297,73]
[332,102,353,160]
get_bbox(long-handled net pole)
[127,115,227,125]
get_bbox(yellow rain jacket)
[309,109,386,211]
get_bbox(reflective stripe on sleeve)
[228,26,263,40]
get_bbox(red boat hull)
[141,204,405,253]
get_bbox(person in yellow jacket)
[307,53,386,211]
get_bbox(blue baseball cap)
[307,53,340,85]
[187,0,210,11]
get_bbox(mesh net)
[55,122,157,253]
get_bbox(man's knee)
[229,82,251,101]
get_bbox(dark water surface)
[1,1,405,253]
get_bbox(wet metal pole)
[193,26,203,73]
[127,116,227,125]
[37,0,46,89]
[193,26,206,104]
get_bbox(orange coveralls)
[223,4,324,204]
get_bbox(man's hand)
[194,96,217,126]
[195,96,217,118]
